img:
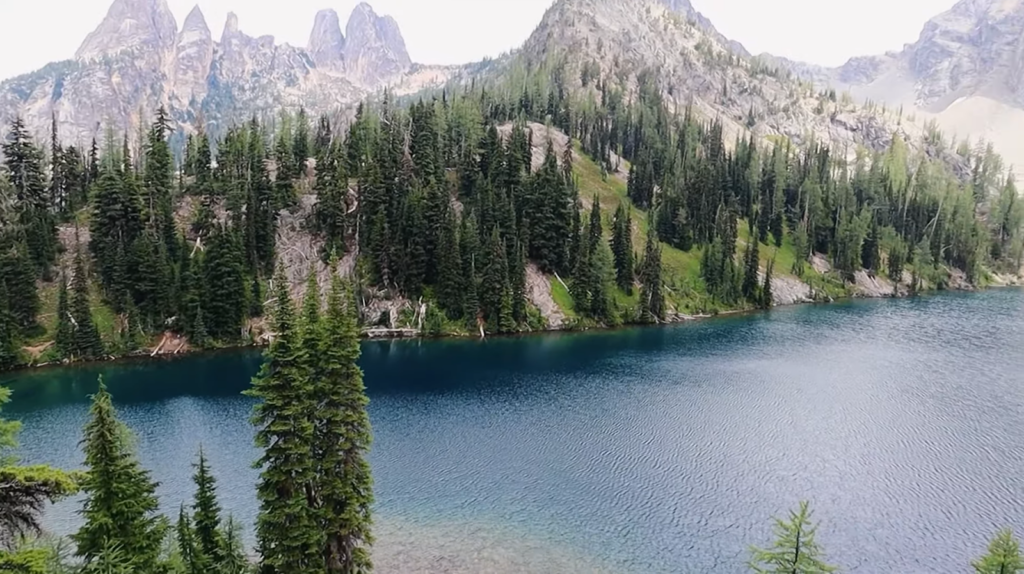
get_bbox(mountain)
[0,0,1010,177]
[308,9,346,73]
[344,2,413,87]
[658,0,750,57]
[513,0,950,171]
[804,0,1024,172]
[0,0,425,146]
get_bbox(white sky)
[0,0,958,80]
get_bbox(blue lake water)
[4,290,1024,572]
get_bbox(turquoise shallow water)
[4,290,1024,573]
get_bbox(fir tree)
[191,449,225,567]
[3,117,58,276]
[0,236,39,333]
[761,258,775,310]
[142,107,177,256]
[73,381,165,571]
[314,270,375,573]
[638,224,665,324]
[460,215,481,329]
[176,505,204,574]
[70,251,104,360]
[0,282,18,371]
[221,516,250,574]
[313,143,349,261]
[245,269,321,572]
[481,229,512,332]
[749,501,837,574]
[54,273,73,360]
[612,202,634,294]
[742,238,761,303]
[202,226,247,341]
[973,529,1024,574]
[436,211,464,319]
[862,216,881,274]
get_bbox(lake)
[4,290,1024,573]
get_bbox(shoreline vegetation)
[8,281,1022,376]
[1,60,1022,377]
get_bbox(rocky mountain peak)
[174,4,213,104]
[181,5,210,36]
[657,0,749,56]
[222,12,241,41]
[344,2,412,87]
[308,8,346,72]
[76,0,178,60]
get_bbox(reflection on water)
[4,290,1024,573]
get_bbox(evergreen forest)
[0,62,1020,369]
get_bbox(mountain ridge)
[1,0,1020,177]
[0,0,422,147]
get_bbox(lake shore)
[13,273,1023,375]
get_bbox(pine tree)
[0,282,18,371]
[70,251,104,360]
[612,202,634,294]
[176,505,204,574]
[54,273,73,360]
[191,449,225,567]
[862,216,881,274]
[0,236,39,333]
[742,238,761,303]
[510,239,528,325]
[3,117,58,276]
[481,229,511,332]
[245,269,321,573]
[314,270,375,573]
[202,226,247,341]
[638,224,665,324]
[142,107,177,256]
[749,501,837,574]
[761,258,775,310]
[73,381,165,571]
[460,215,481,329]
[313,143,349,261]
[221,516,250,574]
[436,211,464,319]
[973,529,1024,574]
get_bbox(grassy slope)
[573,146,721,316]
[569,144,853,320]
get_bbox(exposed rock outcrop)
[308,9,346,73]
[76,0,178,60]
[0,0,425,146]
[172,6,214,107]
[344,3,412,87]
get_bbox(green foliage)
[245,269,320,572]
[611,202,634,294]
[638,223,665,323]
[312,270,375,572]
[69,252,104,361]
[73,381,165,571]
[749,501,837,573]
[190,450,225,567]
[973,529,1024,574]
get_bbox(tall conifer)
[73,381,165,571]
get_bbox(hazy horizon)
[0,0,957,80]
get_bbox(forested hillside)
[0,53,1021,369]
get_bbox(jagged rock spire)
[343,2,412,86]
[308,9,346,72]
[76,0,178,60]
[174,5,214,102]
